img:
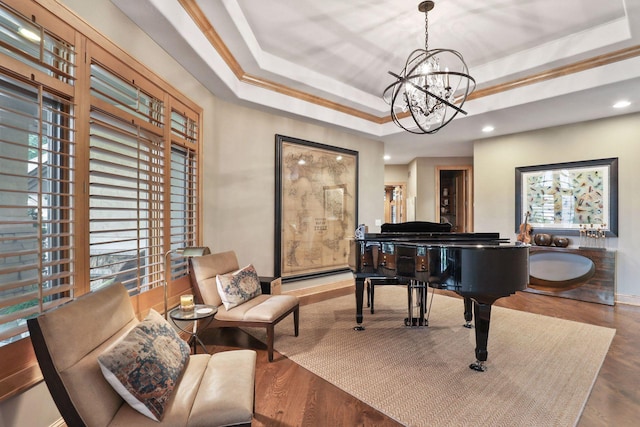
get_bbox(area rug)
[244,286,616,427]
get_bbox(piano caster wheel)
[463,321,473,329]
[469,361,486,372]
[353,325,365,331]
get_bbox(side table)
[169,304,217,354]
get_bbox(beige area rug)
[245,286,616,427]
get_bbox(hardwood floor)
[200,287,640,426]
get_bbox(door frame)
[383,182,407,224]
[435,166,474,231]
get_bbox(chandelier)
[383,1,476,134]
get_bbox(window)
[0,1,201,357]
[0,3,75,83]
[88,110,165,293]
[0,71,75,345]
[168,144,197,279]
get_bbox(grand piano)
[349,223,529,371]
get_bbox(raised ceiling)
[112,0,640,164]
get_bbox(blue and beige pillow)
[216,264,262,310]
[97,309,190,421]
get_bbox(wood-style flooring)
[200,287,640,427]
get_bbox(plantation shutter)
[167,108,199,279]
[0,2,76,345]
[88,111,165,293]
[0,1,201,358]
[88,62,165,294]
[0,72,75,344]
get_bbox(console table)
[525,246,616,305]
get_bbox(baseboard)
[615,293,640,306]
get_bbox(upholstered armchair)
[28,282,256,427]
[189,250,299,362]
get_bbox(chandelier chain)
[424,9,429,51]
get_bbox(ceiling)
[112,0,640,164]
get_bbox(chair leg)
[293,306,299,337]
[266,325,275,362]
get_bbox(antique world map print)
[279,140,357,278]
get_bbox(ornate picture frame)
[275,135,358,281]
[515,158,618,236]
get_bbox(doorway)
[384,183,406,224]
[436,166,473,232]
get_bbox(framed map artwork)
[515,158,618,236]
[275,135,358,281]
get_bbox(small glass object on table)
[169,304,217,354]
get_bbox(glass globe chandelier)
[383,1,476,134]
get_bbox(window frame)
[0,0,203,401]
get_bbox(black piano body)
[349,231,530,371]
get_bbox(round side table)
[169,304,217,354]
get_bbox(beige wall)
[384,164,408,183]
[474,112,640,302]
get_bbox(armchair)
[28,282,256,427]
[189,251,299,362]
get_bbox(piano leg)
[463,297,473,328]
[369,279,375,314]
[470,300,492,372]
[366,278,371,309]
[354,276,365,331]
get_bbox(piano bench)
[365,277,401,314]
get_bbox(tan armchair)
[28,282,256,427]
[189,250,299,362]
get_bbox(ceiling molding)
[470,45,640,100]
[179,0,639,126]
[178,0,384,124]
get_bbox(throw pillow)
[97,309,190,421]
[216,264,262,310]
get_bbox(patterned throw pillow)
[97,309,190,421]
[216,264,262,310]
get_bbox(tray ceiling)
[112,0,640,163]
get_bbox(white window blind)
[0,71,75,345]
[89,110,165,294]
[168,143,197,279]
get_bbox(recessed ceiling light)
[612,100,631,109]
[384,155,391,161]
[482,125,495,133]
